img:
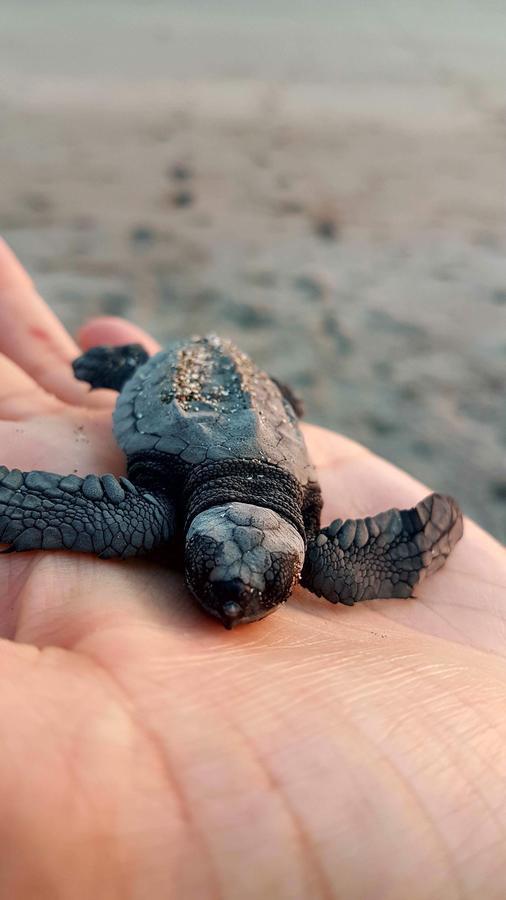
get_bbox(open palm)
[0,239,504,900]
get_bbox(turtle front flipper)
[301,493,463,605]
[0,467,175,558]
[73,344,149,391]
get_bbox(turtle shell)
[113,335,314,487]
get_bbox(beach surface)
[1,0,505,539]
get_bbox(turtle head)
[185,503,304,628]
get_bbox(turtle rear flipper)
[301,493,463,605]
[0,467,175,558]
[73,344,149,392]
[270,377,304,418]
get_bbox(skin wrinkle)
[13,555,97,645]
[0,386,61,418]
[229,717,336,900]
[350,668,463,712]
[76,608,466,896]
[196,655,346,898]
[375,673,489,747]
[283,638,506,887]
[445,688,506,783]
[430,790,506,892]
[1,551,42,640]
[416,698,506,859]
[405,600,484,647]
[37,654,128,900]
[260,654,422,722]
[346,656,506,892]
[420,583,506,627]
[235,667,459,898]
[371,750,464,898]
[71,642,223,900]
[81,642,315,900]
[451,572,506,591]
[376,590,506,659]
[0,644,119,898]
[186,712,320,899]
[457,837,506,881]
[445,793,506,875]
[326,679,464,897]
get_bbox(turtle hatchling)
[0,336,463,628]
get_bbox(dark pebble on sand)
[311,199,341,240]
[321,312,353,353]
[293,274,325,302]
[227,303,274,329]
[130,225,156,246]
[22,192,53,214]
[397,383,422,402]
[315,219,338,240]
[243,268,277,288]
[364,413,398,436]
[172,190,194,208]
[374,360,394,378]
[491,288,506,306]
[168,162,193,181]
[412,439,435,459]
[489,480,506,501]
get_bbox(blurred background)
[1,0,504,540]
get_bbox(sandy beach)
[1,0,505,540]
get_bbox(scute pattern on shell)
[113,334,316,486]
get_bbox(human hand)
[0,239,504,899]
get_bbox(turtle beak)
[213,579,248,628]
[221,600,244,629]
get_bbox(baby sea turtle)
[0,336,463,628]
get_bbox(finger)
[0,239,112,407]
[77,317,161,355]
[0,352,61,419]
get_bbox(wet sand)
[1,0,505,539]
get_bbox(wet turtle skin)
[0,335,463,628]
